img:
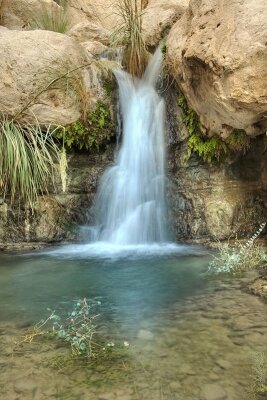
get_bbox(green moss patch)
[56,101,115,151]
[178,92,251,164]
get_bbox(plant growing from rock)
[31,0,69,33]
[208,223,267,275]
[178,92,251,164]
[55,101,115,151]
[0,118,61,211]
[111,0,148,77]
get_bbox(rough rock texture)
[67,21,111,45]
[167,0,267,137]
[0,0,61,29]
[67,0,120,32]
[142,0,188,47]
[0,0,118,37]
[166,88,267,241]
[0,150,114,248]
[0,29,93,125]
[246,273,267,302]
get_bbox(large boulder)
[167,0,267,137]
[0,29,92,125]
[142,0,188,47]
[0,0,60,29]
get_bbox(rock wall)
[0,149,114,249]
[165,88,267,241]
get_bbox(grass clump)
[251,353,267,398]
[111,0,148,77]
[31,0,69,33]
[178,93,251,164]
[0,118,61,210]
[55,101,114,151]
[208,223,267,275]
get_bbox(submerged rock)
[200,383,227,400]
[137,329,155,341]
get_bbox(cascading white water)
[94,49,168,245]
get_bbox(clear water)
[0,248,206,325]
[0,251,266,400]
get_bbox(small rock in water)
[169,381,182,391]
[216,359,232,370]
[179,364,196,376]
[137,329,154,340]
[200,383,227,400]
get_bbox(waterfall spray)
[93,49,168,245]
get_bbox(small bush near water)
[208,223,267,275]
[0,119,62,210]
[18,298,129,360]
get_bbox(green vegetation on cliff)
[55,101,115,151]
[0,119,61,210]
[178,92,251,164]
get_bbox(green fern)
[55,102,114,151]
[178,92,250,164]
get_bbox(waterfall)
[93,49,168,245]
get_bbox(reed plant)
[31,0,69,33]
[0,118,61,210]
[208,223,267,275]
[111,0,148,77]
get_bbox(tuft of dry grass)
[31,0,69,33]
[111,0,148,77]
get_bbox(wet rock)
[179,364,196,376]
[216,359,232,370]
[209,373,220,381]
[137,329,154,341]
[246,274,267,301]
[200,383,227,400]
[14,379,38,394]
[169,381,182,391]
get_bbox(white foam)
[45,242,201,261]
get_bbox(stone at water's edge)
[246,274,267,302]
[166,88,267,241]
[0,151,114,247]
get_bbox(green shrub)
[0,119,61,210]
[208,223,267,275]
[18,298,130,360]
[55,102,115,151]
[178,92,251,164]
